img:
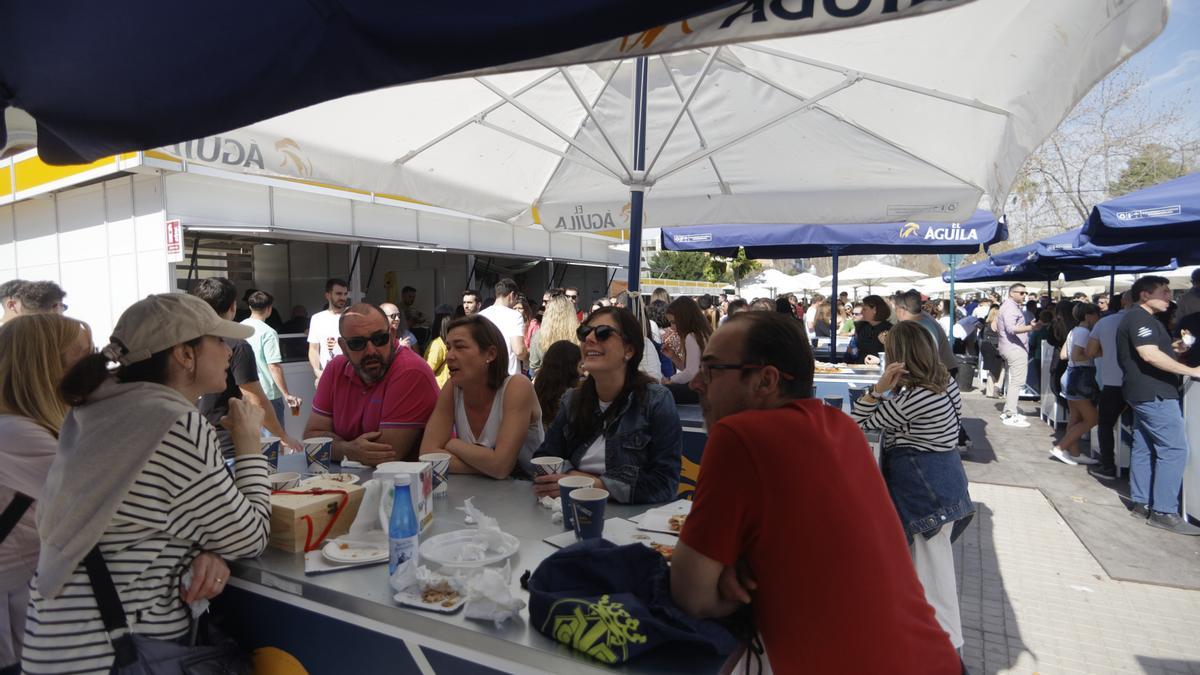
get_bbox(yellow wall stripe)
[12,154,117,193]
[0,164,11,198]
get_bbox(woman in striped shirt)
[23,293,271,674]
[851,320,974,652]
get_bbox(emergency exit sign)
[165,219,184,262]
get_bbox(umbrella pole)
[1109,268,1116,302]
[626,56,649,305]
[829,250,839,364]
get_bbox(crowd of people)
[5,266,1200,671]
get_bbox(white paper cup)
[269,472,302,491]
[301,436,333,473]
[531,456,565,476]
[419,452,452,497]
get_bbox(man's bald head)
[339,303,389,333]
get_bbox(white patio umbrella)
[823,260,925,292]
[739,268,800,299]
[171,0,1166,302]
[782,272,826,294]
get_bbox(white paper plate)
[419,529,520,568]
[304,472,359,485]
[340,460,369,469]
[393,589,466,613]
[638,512,688,535]
[322,540,388,564]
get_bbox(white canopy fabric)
[738,268,821,298]
[825,260,925,287]
[174,0,1167,234]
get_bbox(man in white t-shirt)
[1085,290,1133,480]
[308,278,350,385]
[477,277,527,376]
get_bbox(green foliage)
[1107,143,1190,197]
[648,250,711,281]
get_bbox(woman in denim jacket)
[532,307,682,504]
[850,320,973,652]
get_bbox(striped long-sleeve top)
[850,379,962,453]
[22,411,270,674]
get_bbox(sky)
[1128,0,1200,131]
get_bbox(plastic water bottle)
[388,474,420,576]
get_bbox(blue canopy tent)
[662,210,1006,361]
[1078,173,1200,246]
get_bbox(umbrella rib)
[558,65,631,178]
[712,49,984,193]
[394,70,559,165]
[528,63,625,218]
[658,55,731,195]
[652,77,856,184]
[643,48,720,177]
[474,76,625,181]
[476,120,620,180]
[737,43,1010,117]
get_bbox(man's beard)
[352,351,394,384]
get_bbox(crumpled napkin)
[456,498,510,556]
[463,562,525,627]
[181,570,210,619]
[538,495,563,524]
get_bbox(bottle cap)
[393,473,411,486]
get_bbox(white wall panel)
[137,250,171,297]
[513,227,550,259]
[14,199,57,268]
[0,205,14,270]
[61,258,113,341]
[273,190,352,235]
[17,263,59,284]
[550,233,583,259]
[469,220,513,252]
[353,202,418,242]
[165,174,268,228]
[418,213,469,250]
[108,253,141,331]
[106,178,136,256]
[56,186,108,263]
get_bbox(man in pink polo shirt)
[305,303,439,465]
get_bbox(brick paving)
[954,388,1200,674]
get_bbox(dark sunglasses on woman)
[344,331,390,351]
[576,324,619,342]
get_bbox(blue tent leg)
[626,56,649,298]
[829,251,839,363]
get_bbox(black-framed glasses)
[565,293,579,300]
[699,362,795,384]
[344,331,390,351]
[385,312,401,321]
[577,324,619,342]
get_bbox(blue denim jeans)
[260,397,286,438]
[1129,397,1188,514]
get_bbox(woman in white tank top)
[418,316,543,478]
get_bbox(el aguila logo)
[899,222,978,241]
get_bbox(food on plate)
[338,543,349,550]
[668,514,687,532]
[649,542,675,561]
[420,581,461,606]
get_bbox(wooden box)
[269,479,365,553]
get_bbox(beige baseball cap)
[101,293,253,366]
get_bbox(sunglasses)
[576,324,620,342]
[344,331,390,351]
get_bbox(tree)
[1009,66,1198,244]
[1107,143,1190,196]
[647,250,711,281]
[725,249,762,293]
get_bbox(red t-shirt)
[311,347,439,441]
[680,399,959,674]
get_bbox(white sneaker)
[1073,454,1099,465]
[1051,447,1079,465]
[1002,414,1030,428]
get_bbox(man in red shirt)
[305,303,439,465]
[671,312,960,674]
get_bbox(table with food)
[219,453,730,675]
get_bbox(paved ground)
[956,483,1200,674]
[953,388,1200,673]
[957,391,1200,589]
